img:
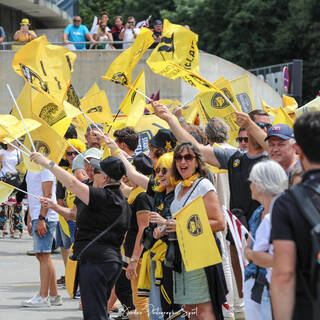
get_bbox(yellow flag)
[84,82,100,98]
[195,90,240,145]
[230,75,256,113]
[80,90,113,124]
[11,84,33,119]
[12,35,77,106]
[102,28,154,86]
[23,115,68,172]
[101,146,111,160]
[174,195,222,271]
[146,99,181,113]
[135,114,170,135]
[59,215,70,238]
[119,70,146,119]
[181,103,198,124]
[283,95,298,113]
[295,97,320,118]
[147,19,199,78]
[52,117,73,137]
[0,115,42,143]
[214,77,241,112]
[261,98,278,123]
[0,181,15,203]
[273,106,294,128]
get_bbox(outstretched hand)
[40,197,56,210]
[153,101,173,122]
[29,152,50,167]
[235,111,252,129]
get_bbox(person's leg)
[184,302,215,320]
[37,253,51,298]
[48,255,58,297]
[149,261,163,320]
[107,287,118,312]
[61,247,70,266]
[243,278,262,320]
[0,204,6,234]
[79,262,122,320]
[230,244,243,299]
[261,286,272,320]
[12,203,23,236]
[130,259,149,320]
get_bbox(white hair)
[249,160,288,195]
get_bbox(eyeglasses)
[93,168,102,175]
[73,19,81,22]
[256,122,272,130]
[156,167,168,175]
[66,151,78,156]
[175,154,195,162]
[236,137,248,143]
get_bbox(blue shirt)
[244,205,267,280]
[64,24,89,50]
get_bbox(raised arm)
[153,101,221,167]
[41,197,77,221]
[30,152,90,205]
[95,132,150,190]
[235,111,268,151]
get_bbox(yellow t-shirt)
[14,30,37,42]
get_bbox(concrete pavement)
[0,231,83,320]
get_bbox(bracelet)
[46,161,55,169]
[112,148,121,156]
[130,257,138,263]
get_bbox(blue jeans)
[149,260,163,320]
[31,219,57,253]
[261,286,272,320]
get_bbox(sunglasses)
[93,168,102,175]
[156,167,168,175]
[66,151,78,156]
[256,122,272,130]
[73,19,81,22]
[236,137,248,143]
[175,154,195,162]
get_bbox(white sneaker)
[49,294,63,306]
[21,293,51,307]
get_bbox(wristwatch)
[178,116,185,123]
[46,161,55,170]
[38,215,46,221]
[130,258,138,263]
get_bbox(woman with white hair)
[243,160,288,320]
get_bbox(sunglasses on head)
[236,137,248,143]
[156,167,168,175]
[256,122,272,130]
[66,151,78,156]
[175,154,195,162]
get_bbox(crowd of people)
[2,94,317,320]
[0,13,164,50]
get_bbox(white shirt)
[0,148,20,175]
[122,27,140,49]
[253,213,273,283]
[26,169,58,222]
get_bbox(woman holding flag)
[157,142,227,320]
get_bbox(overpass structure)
[0,49,282,114]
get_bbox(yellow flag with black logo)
[102,28,154,86]
[196,89,239,145]
[147,19,199,78]
[11,84,33,119]
[80,90,113,124]
[22,115,67,172]
[230,75,256,113]
[174,195,222,271]
[119,70,146,121]
[84,82,100,99]
[12,35,76,106]
[295,97,320,118]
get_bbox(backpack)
[290,181,320,320]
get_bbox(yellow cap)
[20,18,30,25]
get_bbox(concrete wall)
[0,49,282,114]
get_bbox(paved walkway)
[0,232,83,320]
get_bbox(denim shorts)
[32,219,57,253]
[55,220,76,249]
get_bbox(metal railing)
[0,40,140,51]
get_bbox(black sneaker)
[57,276,65,287]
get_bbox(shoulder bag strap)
[182,178,204,207]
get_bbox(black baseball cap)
[90,156,126,180]
[133,153,154,175]
[149,129,177,152]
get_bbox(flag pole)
[0,181,40,200]
[14,138,32,154]
[6,84,37,152]
[4,140,30,157]
[65,140,90,164]
[82,113,105,135]
[107,109,121,134]
[178,94,198,110]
